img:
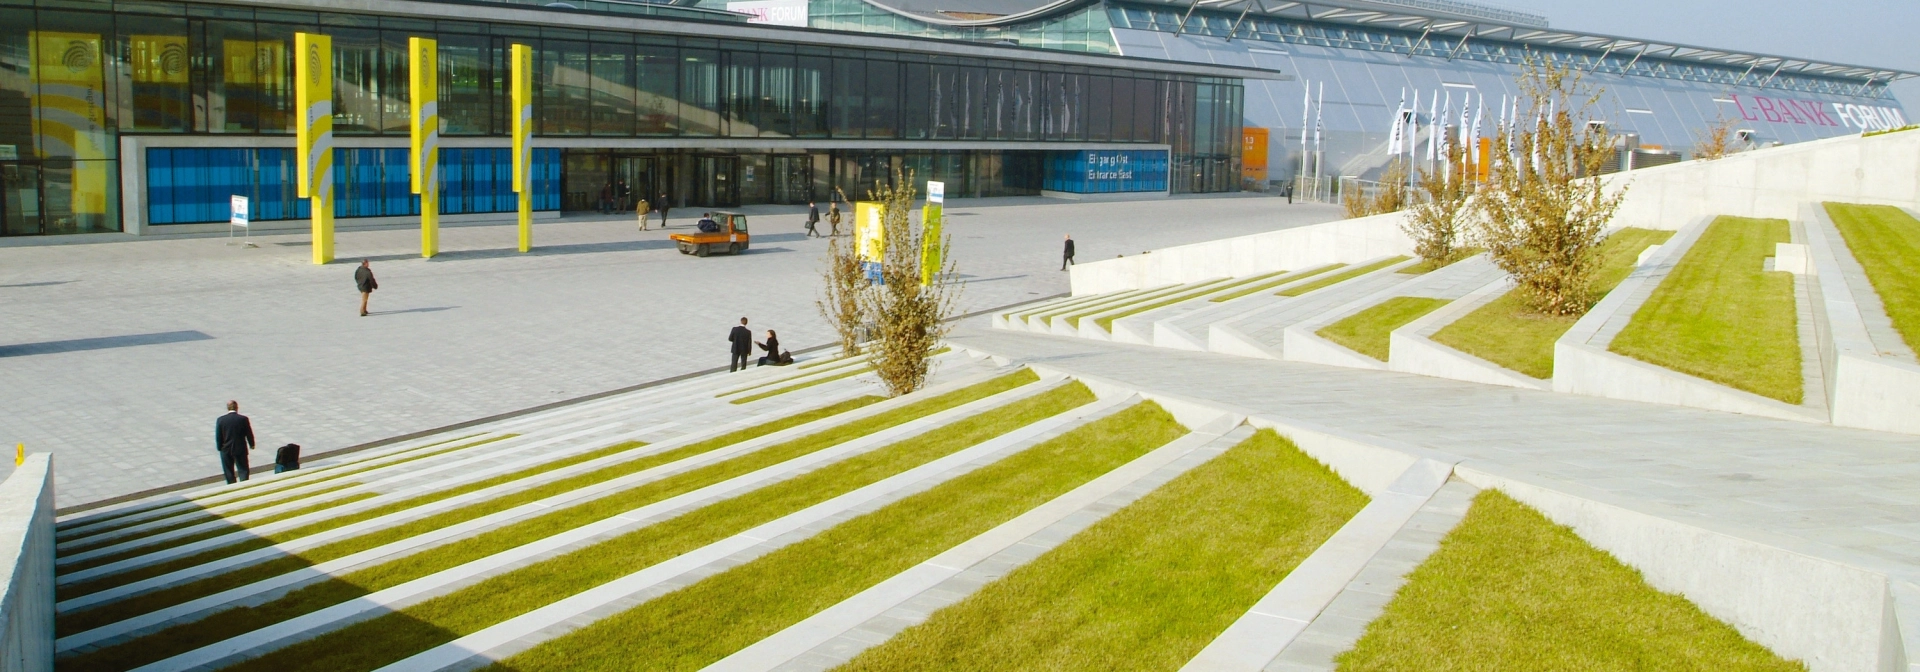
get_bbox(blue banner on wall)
[1043,150,1169,194]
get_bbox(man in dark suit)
[216,400,256,484]
[1062,234,1076,271]
[729,317,753,372]
[355,260,378,317]
[805,201,821,238]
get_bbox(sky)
[1510,0,1920,114]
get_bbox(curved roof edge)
[855,0,1097,27]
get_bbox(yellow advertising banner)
[510,43,532,252]
[1242,127,1269,183]
[410,37,439,258]
[295,32,334,264]
[31,31,110,223]
[129,35,189,84]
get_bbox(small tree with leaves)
[1691,115,1738,161]
[1403,143,1474,268]
[1475,57,1627,317]
[861,170,962,397]
[816,186,866,357]
[1342,161,1412,219]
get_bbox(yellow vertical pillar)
[511,43,533,253]
[410,37,439,258]
[295,33,334,264]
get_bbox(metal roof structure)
[817,0,1914,86]
[1120,0,1916,85]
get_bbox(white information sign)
[927,180,944,204]
[230,195,250,227]
[726,0,808,26]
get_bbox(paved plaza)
[0,195,1339,506]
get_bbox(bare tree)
[1691,115,1738,161]
[1403,143,1474,268]
[1475,57,1627,317]
[816,186,866,357]
[860,170,962,397]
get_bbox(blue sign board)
[1043,150,1169,194]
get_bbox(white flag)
[1426,92,1439,162]
[1387,88,1407,157]
[1408,89,1421,158]
[1313,82,1324,154]
[1469,101,1483,169]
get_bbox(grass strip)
[1431,228,1672,379]
[1318,297,1452,361]
[208,372,1058,672]
[1018,290,1141,321]
[839,428,1366,672]
[1397,248,1485,274]
[1278,257,1410,297]
[1611,216,1801,403]
[63,432,689,594]
[60,482,367,555]
[489,399,1185,672]
[53,398,884,639]
[1211,264,1344,303]
[59,483,366,556]
[1336,490,1803,671]
[61,433,492,537]
[731,368,868,405]
[1045,287,1183,325]
[1064,284,1201,329]
[1826,202,1920,353]
[718,357,865,398]
[1093,277,1239,331]
[65,374,1027,672]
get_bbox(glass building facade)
[0,0,1247,235]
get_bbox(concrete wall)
[1388,277,1551,390]
[1604,129,1920,231]
[0,455,54,672]
[1067,211,1414,295]
[1803,204,1920,435]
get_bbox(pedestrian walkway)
[947,326,1920,587]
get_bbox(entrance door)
[771,155,811,204]
[1,164,42,236]
[611,156,656,212]
[696,156,739,208]
[561,151,609,212]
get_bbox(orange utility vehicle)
[670,211,750,256]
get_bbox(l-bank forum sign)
[727,0,808,27]
[1725,94,1909,132]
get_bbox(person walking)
[615,179,631,213]
[216,400,256,484]
[657,192,672,228]
[637,197,652,231]
[805,201,821,238]
[598,182,614,215]
[1061,234,1076,271]
[729,317,754,372]
[827,200,842,236]
[355,259,378,316]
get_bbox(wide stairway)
[39,323,1821,672]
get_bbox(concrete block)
[1068,211,1416,295]
[0,455,55,672]
[1637,243,1663,266]
[1387,277,1551,391]
[1803,203,1920,435]
[1777,243,1810,275]
[1457,464,1896,672]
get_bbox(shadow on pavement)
[0,330,213,358]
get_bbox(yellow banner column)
[296,32,334,264]
[410,37,439,258]
[511,43,533,253]
[855,201,884,284]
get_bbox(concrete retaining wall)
[1388,277,1552,390]
[0,455,54,672]
[1456,463,1900,672]
[1067,211,1414,295]
[1604,129,1920,232]
[1803,204,1920,435]
[1552,216,1824,423]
